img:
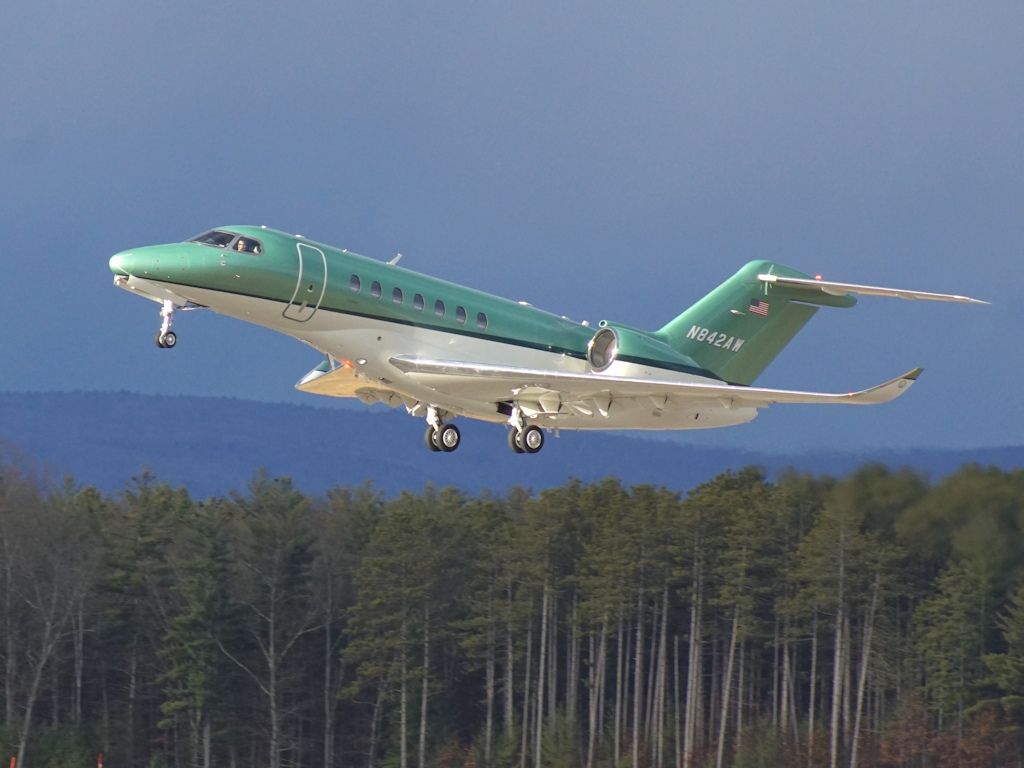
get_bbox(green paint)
[656,260,856,385]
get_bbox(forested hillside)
[3,392,1024,497]
[1,458,1023,768]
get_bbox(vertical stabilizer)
[655,261,856,385]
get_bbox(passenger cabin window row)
[349,272,488,330]
[187,238,486,329]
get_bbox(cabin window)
[350,275,361,292]
[476,312,488,330]
[434,300,445,318]
[392,287,404,304]
[232,237,262,254]
[189,230,235,248]
[371,281,382,299]
[455,306,467,325]
[413,293,424,311]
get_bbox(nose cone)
[109,250,131,275]
[107,244,192,280]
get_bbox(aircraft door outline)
[283,243,328,322]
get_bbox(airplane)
[108,226,985,454]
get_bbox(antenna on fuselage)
[387,252,403,266]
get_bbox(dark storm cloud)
[0,0,1020,450]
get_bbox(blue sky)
[1,1,1020,452]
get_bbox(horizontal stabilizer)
[758,273,988,304]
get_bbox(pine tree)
[977,581,1024,743]
[314,483,384,768]
[915,559,989,732]
[348,486,471,768]
[159,500,237,767]
[700,469,778,768]
[98,471,190,766]
[224,471,317,768]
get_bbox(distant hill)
[0,391,1020,497]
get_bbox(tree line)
[1,455,1023,768]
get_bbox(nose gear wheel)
[156,300,177,350]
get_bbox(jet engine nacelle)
[586,326,620,371]
[587,321,697,373]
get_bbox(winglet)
[740,366,926,406]
[844,367,923,405]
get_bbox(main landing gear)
[418,404,545,454]
[423,406,461,453]
[508,425,544,454]
[155,300,177,349]
[425,423,461,452]
[507,405,544,454]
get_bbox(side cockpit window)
[233,237,262,254]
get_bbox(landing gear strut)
[155,300,177,349]
[423,406,460,453]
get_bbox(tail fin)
[655,260,856,385]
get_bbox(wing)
[757,273,989,304]
[388,356,922,411]
[295,359,413,409]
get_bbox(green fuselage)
[108,225,716,386]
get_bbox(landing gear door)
[283,243,328,322]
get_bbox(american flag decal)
[749,299,769,317]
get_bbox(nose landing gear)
[155,300,177,349]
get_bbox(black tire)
[522,426,544,454]
[508,429,525,454]
[155,332,165,348]
[160,331,177,348]
[425,425,441,452]
[438,424,461,452]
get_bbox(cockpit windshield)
[189,230,262,254]
[190,230,236,248]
